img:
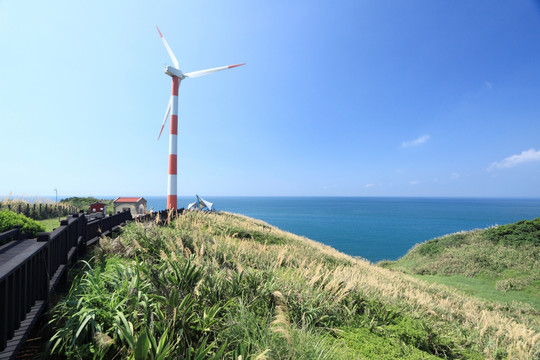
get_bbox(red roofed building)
[89,202,106,214]
[113,197,147,216]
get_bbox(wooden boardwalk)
[0,240,47,277]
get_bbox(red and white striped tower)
[167,77,180,209]
[156,27,245,210]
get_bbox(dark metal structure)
[0,210,132,359]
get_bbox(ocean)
[145,196,540,263]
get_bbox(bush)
[485,217,540,247]
[416,232,469,257]
[0,209,45,237]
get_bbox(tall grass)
[0,193,75,220]
[48,212,540,359]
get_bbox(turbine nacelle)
[164,66,185,79]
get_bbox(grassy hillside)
[48,213,539,359]
[383,218,540,313]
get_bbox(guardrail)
[0,210,132,359]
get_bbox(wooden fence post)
[80,211,87,254]
[14,226,21,240]
[36,233,51,301]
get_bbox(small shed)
[89,202,106,214]
[113,197,147,216]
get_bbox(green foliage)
[418,274,540,313]
[338,326,484,360]
[49,213,538,359]
[60,196,102,207]
[0,209,45,237]
[48,257,224,359]
[390,219,540,278]
[417,233,468,256]
[484,217,540,246]
[384,317,458,358]
[38,218,61,232]
[61,196,114,214]
[337,327,441,359]
[386,217,540,325]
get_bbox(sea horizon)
[5,194,540,200]
[4,195,539,263]
[144,196,540,263]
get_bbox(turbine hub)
[164,66,185,79]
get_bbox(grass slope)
[48,213,539,359]
[38,218,62,232]
[416,275,540,312]
[383,217,540,314]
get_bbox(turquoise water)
[145,196,540,263]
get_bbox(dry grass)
[1,193,55,204]
[98,211,540,358]
[187,212,539,358]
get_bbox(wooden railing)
[0,227,27,246]
[0,210,132,359]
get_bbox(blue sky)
[1,0,540,200]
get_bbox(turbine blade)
[184,63,246,79]
[156,26,180,70]
[158,97,172,140]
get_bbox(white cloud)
[401,134,430,148]
[409,180,419,185]
[365,184,374,188]
[451,172,460,180]
[488,148,540,170]
[484,81,493,90]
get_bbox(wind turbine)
[156,26,245,210]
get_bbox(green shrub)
[0,209,45,237]
[484,217,540,247]
[376,260,395,268]
[417,232,469,256]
